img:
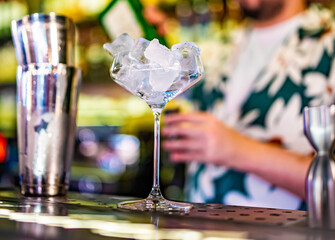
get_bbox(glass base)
[118,188,192,212]
[118,198,193,213]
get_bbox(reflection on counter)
[15,196,68,239]
[0,191,250,240]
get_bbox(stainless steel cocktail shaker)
[12,13,81,196]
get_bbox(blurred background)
[0,0,333,200]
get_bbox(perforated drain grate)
[186,204,307,226]
[62,192,308,227]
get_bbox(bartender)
[163,0,335,210]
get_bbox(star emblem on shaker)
[34,119,49,133]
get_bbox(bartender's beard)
[239,0,284,21]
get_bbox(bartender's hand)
[162,112,246,167]
[162,111,312,199]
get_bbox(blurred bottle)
[99,0,167,45]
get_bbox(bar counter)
[0,186,332,240]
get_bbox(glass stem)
[152,109,162,196]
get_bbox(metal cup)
[303,105,335,229]
[16,63,81,196]
[11,13,75,66]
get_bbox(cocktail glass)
[109,52,203,212]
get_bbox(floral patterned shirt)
[187,5,335,210]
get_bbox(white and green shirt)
[187,5,335,210]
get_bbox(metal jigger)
[11,13,81,196]
[303,105,335,229]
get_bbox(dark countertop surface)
[0,187,332,240]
